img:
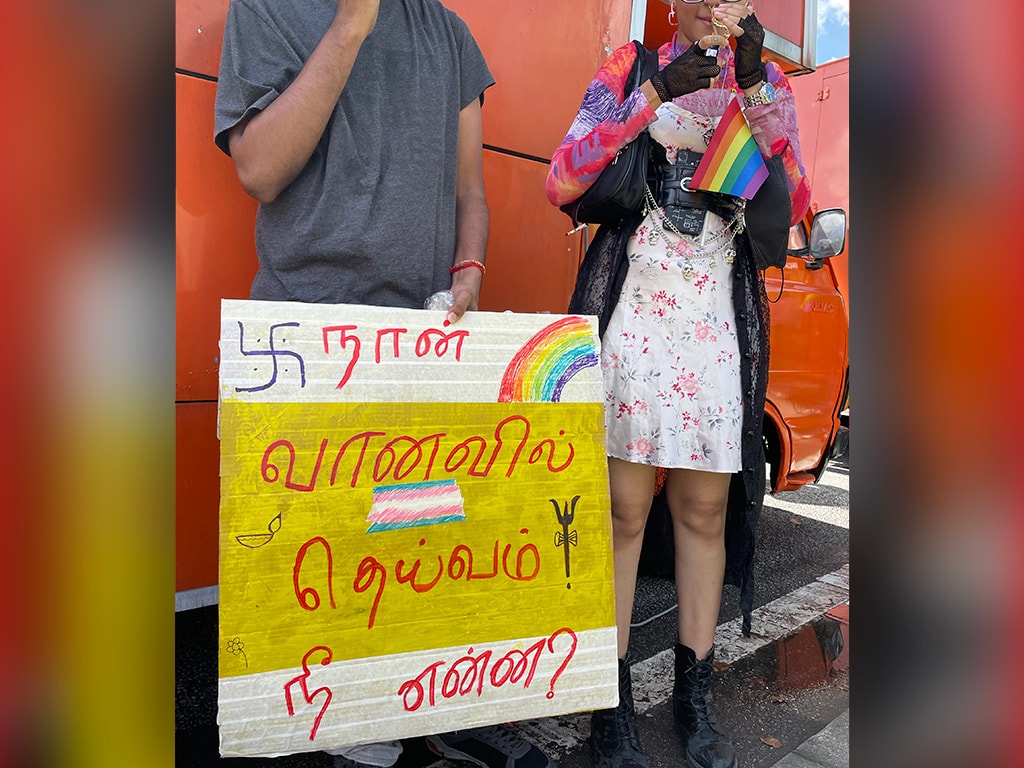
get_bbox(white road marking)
[765,464,850,529]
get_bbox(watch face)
[764,82,776,100]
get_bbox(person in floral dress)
[546,2,809,767]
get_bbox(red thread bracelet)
[449,260,486,276]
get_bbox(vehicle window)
[788,223,808,252]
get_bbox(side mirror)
[809,208,847,260]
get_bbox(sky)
[816,0,849,64]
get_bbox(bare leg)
[664,468,731,657]
[607,457,657,658]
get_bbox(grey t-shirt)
[214,0,495,308]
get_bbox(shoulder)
[593,41,643,94]
[223,0,304,39]
[608,41,644,73]
[416,0,467,28]
[226,0,271,24]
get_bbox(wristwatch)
[743,81,776,108]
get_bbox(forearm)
[445,100,489,323]
[227,18,368,203]
[453,191,489,267]
[445,192,488,323]
[545,90,655,207]
[545,43,658,207]
[744,79,811,224]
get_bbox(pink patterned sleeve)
[545,43,659,208]
[743,62,811,225]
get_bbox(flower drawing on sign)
[226,636,248,668]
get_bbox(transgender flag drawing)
[365,479,466,533]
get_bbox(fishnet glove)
[648,43,721,102]
[734,13,767,90]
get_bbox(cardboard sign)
[217,299,618,757]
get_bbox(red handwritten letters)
[398,628,578,711]
[295,533,542,629]
[284,646,334,741]
[261,414,576,492]
[320,324,470,390]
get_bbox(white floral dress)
[602,101,743,472]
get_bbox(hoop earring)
[668,0,678,26]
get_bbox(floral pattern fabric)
[602,101,743,471]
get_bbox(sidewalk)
[772,708,849,768]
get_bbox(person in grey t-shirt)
[215,0,494,324]
[214,1,557,767]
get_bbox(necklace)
[642,185,746,281]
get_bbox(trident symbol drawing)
[551,496,580,589]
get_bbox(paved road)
[176,458,849,767]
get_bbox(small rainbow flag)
[690,96,768,200]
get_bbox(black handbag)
[743,152,792,270]
[560,41,659,227]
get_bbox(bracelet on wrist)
[449,259,486,276]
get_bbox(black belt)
[647,149,741,223]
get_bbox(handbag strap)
[629,41,660,92]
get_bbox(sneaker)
[331,757,371,768]
[425,725,556,768]
[326,740,403,767]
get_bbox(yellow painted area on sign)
[218,400,614,679]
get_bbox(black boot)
[589,657,650,768]
[672,644,737,768]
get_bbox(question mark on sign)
[545,627,578,699]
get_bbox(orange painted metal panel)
[790,59,847,219]
[478,150,585,314]
[176,73,258,402]
[753,0,805,48]
[444,0,634,160]
[643,0,676,49]
[789,58,849,315]
[176,401,221,593]
[790,58,849,216]
[176,0,229,77]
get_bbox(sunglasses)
[679,0,742,3]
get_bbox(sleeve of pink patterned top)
[545,43,658,208]
[742,61,811,226]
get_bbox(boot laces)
[615,691,642,746]
[683,661,723,733]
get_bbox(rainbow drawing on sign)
[366,479,466,533]
[497,316,599,403]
